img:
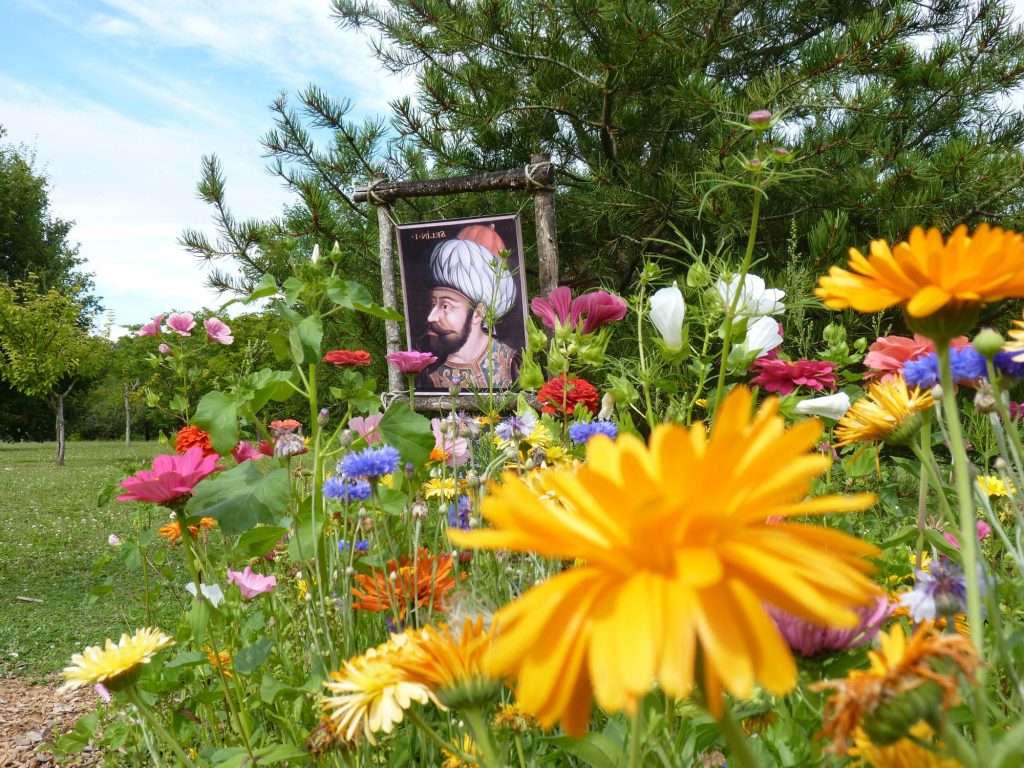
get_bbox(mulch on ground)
[0,679,101,768]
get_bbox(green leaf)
[378,401,435,467]
[164,651,208,669]
[235,525,288,558]
[233,637,274,675]
[245,273,279,303]
[255,744,308,764]
[288,314,323,365]
[193,391,239,455]
[841,445,877,479]
[992,715,1024,768]
[246,369,295,412]
[187,462,290,536]
[879,524,917,549]
[325,276,403,320]
[545,733,623,768]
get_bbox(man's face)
[423,287,479,359]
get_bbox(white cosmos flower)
[185,581,225,607]
[741,316,784,358]
[716,273,786,318]
[649,282,686,350]
[794,392,851,421]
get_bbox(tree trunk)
[124,383,132,445]
[54,394,65,466]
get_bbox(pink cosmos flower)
[749,358,836,395]
[943,519,993,549]
[116,446,220,505]
[158,343,171,355]
[530,286,628,334]
[231,441,263,464]
[137,313,165,337]
[167,312,196,336]
[349,413,383,445]
[386,350,437,374]
[204,317,234,345]
[864,334,970,381]
[227,566,276,600]
[431,417,470,467]
[767,596,892,657]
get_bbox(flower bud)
[747,109,772,129]
[772,146,791,159]
[318,408,330,427]
[974,383,998,414]
[360,516,374,532]
[311,244,321,264]
[338,429,354,448]
[972,327,1005,358]
[411,501,428,520]
[466,471,480,489]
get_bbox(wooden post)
[370,173,404,394]
[531,153,560,294]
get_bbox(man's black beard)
[420,310,475,361]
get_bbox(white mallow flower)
[795,392,851,421]
[649,282,686,350]
[741,316,783,358]
[185,581,225,607]
[716,273,786,318]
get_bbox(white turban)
[427,238,517,320]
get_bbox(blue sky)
[1,0,413,337]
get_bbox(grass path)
[0,441,167,680]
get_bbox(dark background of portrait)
[396,213,528,391]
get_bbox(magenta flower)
[167,312,196,336]
[530,286,627,334]
[137,313,165,337]
[943,519,993,549]
[386,350,437,374]
[231,441,263,464]
[227,566,276,600]
[749,358,836,396]
[767,596,892,657]
[349,413,383,445]
[158,343,171,355]
[204,317,234,345]
[116,446,220,505]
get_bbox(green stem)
[935,342,990,757]
[406,708,474,763]
[123,686,198,768]
[464,707,502,768]
[627,706,643,768]
[716,700,763,768]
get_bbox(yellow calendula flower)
[321,631,438,745]
[61,628,174,692]
[492,702,539,732]
[296,578,309,600]
[977,475,1013,497]
[835,376,933,447]
[442,734,482,768]
[424,477,458,501]
[849,722,962,767]
[450,386,881,735]
[816,225,1024,339]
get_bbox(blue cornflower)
[339,539,370,553]
[994,350,1024,379]
[568,420,618,445]
[340,445,400,479]
[495,412,538,441]
[903,348,987,389]
[898,557,970,622]
[447,495,472,530]
[322,475,372,502]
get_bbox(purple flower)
[339,539,370,553]
[386,350,437,374]
[204,317,234,345]
[166,312,196,336]
[495,412,538,441]
[899,558,969,621]
[448,496,472,530]
[903,348,987,389]
[748,109,773,127]
[568,420,619,444]
[994,350,1024,379]
[767,596,892,657]
[137,313,165,337]
[158,343,171,355]
[340,445,400,479]
[323,475,372,502]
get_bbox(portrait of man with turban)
[396,215,529,392]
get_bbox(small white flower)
[741,316,784,358]
[598,392,616,420]
[716,273,786,319]
[107,534,121,547]
[794,392,851,421]
[649,282,686,350]
[185,581,225,607]
[311,244,321,264]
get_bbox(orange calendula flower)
[175,425,216,456]
[816,225,1024,339]
[814,622,981,755]
[205,647,233,678]
[157,517,217,544]
[449,387,881,735]
[351,548,459,620]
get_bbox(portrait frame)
[395,213,529,395]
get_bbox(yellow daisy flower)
[816,225,1024,338]
[450,386,881,735]
[442,734,482,768]
[424,477,458,501]
[834,376,933,447]
[61,628,174,692]
[849,722,962,767]
[977,475,1012,497]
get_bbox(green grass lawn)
[0,440,171,681]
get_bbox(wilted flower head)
[166,312,196,336]
[204,317,234,345]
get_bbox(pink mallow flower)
[231,441,263,464]
[864,334,970,381]
[349,413,383,445]
[386,350,437,374]
[943,519,993,549]
[767,596,893,657]
[749,358,836,396]
[158,343,171,355]
[530,286,627,334]
[167,312,196,336]
[116,446,220,505]
[227,566,276,600]
[137,313,166,337]
[204,317,234,345]
[431,417,470,467]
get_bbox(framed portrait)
[395,213,529,394]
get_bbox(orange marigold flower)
[351,548,459,620]
[205,647,233,678]
[157,517,217,544]
[813,622,981,755]
[175,425,216,456]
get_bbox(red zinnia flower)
[268,419,302,434]
[750,358,836,396]
[537,375,599,416]
[175,425,216,456]
[323,349,372,366]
